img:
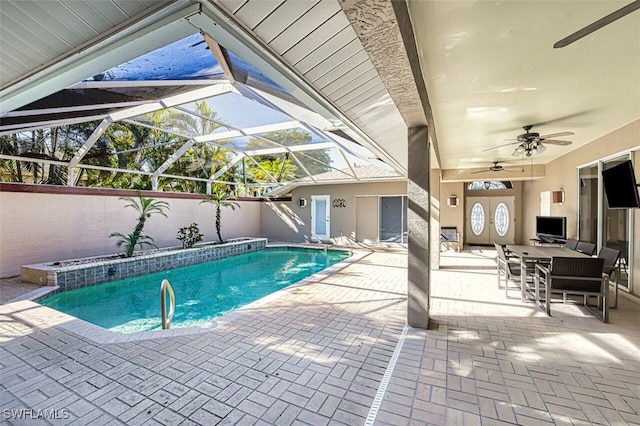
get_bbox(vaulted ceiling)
[2,0,639,183]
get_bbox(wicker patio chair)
[575,241,596,256]
[440,227,460,252]
[534,256,607,322]
[494,243,523,296]
[564,238,578,250]
[597,246,621,308]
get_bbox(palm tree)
[110,192,170,257]
[200,187,240,243]
[252,155,298,183]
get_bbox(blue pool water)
[40,247,350,333]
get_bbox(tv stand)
[531,237,566,247]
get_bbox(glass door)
[578,164,598,243]
[311,195,330,242]
[602,157,631,288]
[465,196,515,245]
[379,196,408,243]
[579,154,634,292]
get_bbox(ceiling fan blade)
[554,1,640,48]
[540,131,574,139]
[542,139,572,146]
[483,141,518,152]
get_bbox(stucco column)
[408,126,430,329]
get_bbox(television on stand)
[535,216,567,243]
[602,160,640,209]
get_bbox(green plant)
[110,192,170,257]
[177,223,203,249]
[200,187,240,243]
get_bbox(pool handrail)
[161,279,175,329]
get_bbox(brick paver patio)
[1,246,639,425]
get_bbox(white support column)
[67,118,111,186]
[152,176,159,192]
[407,126,431,329]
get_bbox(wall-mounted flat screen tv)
[602,160,640,209]
[536,216,567,240]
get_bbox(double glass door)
[466,196,515,245]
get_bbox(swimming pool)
[39,247,350,333]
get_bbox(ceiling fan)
[554,1,640,48]
[484,125,574,157]
[470,161,521,174]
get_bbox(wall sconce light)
[552,189,565,205]
[447,195,459,207]
[298,198,307,208]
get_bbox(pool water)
[40,247,350,333]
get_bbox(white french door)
[311,195,330,242]
[466,196,515,245]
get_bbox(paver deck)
[1,246,639,425]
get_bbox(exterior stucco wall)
[260,181,408,244]
[0,187,260,278]
[440,181,465,246]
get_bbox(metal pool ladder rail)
[160,279,175,329]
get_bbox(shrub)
[177,223,203,249]
[110,192,170,257]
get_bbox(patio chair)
[440,227,460,252]
[494,243,522,296]
[597,246,620,308]
[617,239,629,276]
[534,256,607,322]
[576,241,596,256]
[564,238,578,250]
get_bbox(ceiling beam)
[243,142,335,157]
[108,84,234,122]
[0,114,109,135]
[0,2,200,113]
[200,31,236,84]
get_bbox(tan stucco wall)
[520,119,640,291]
[355,197,379,243]
[440,181,466,245]
[260,181,408,244]
[0,190,260,277]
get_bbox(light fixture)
[552,189,565,204]
[298,198,307,208]
[447,195,459,207]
